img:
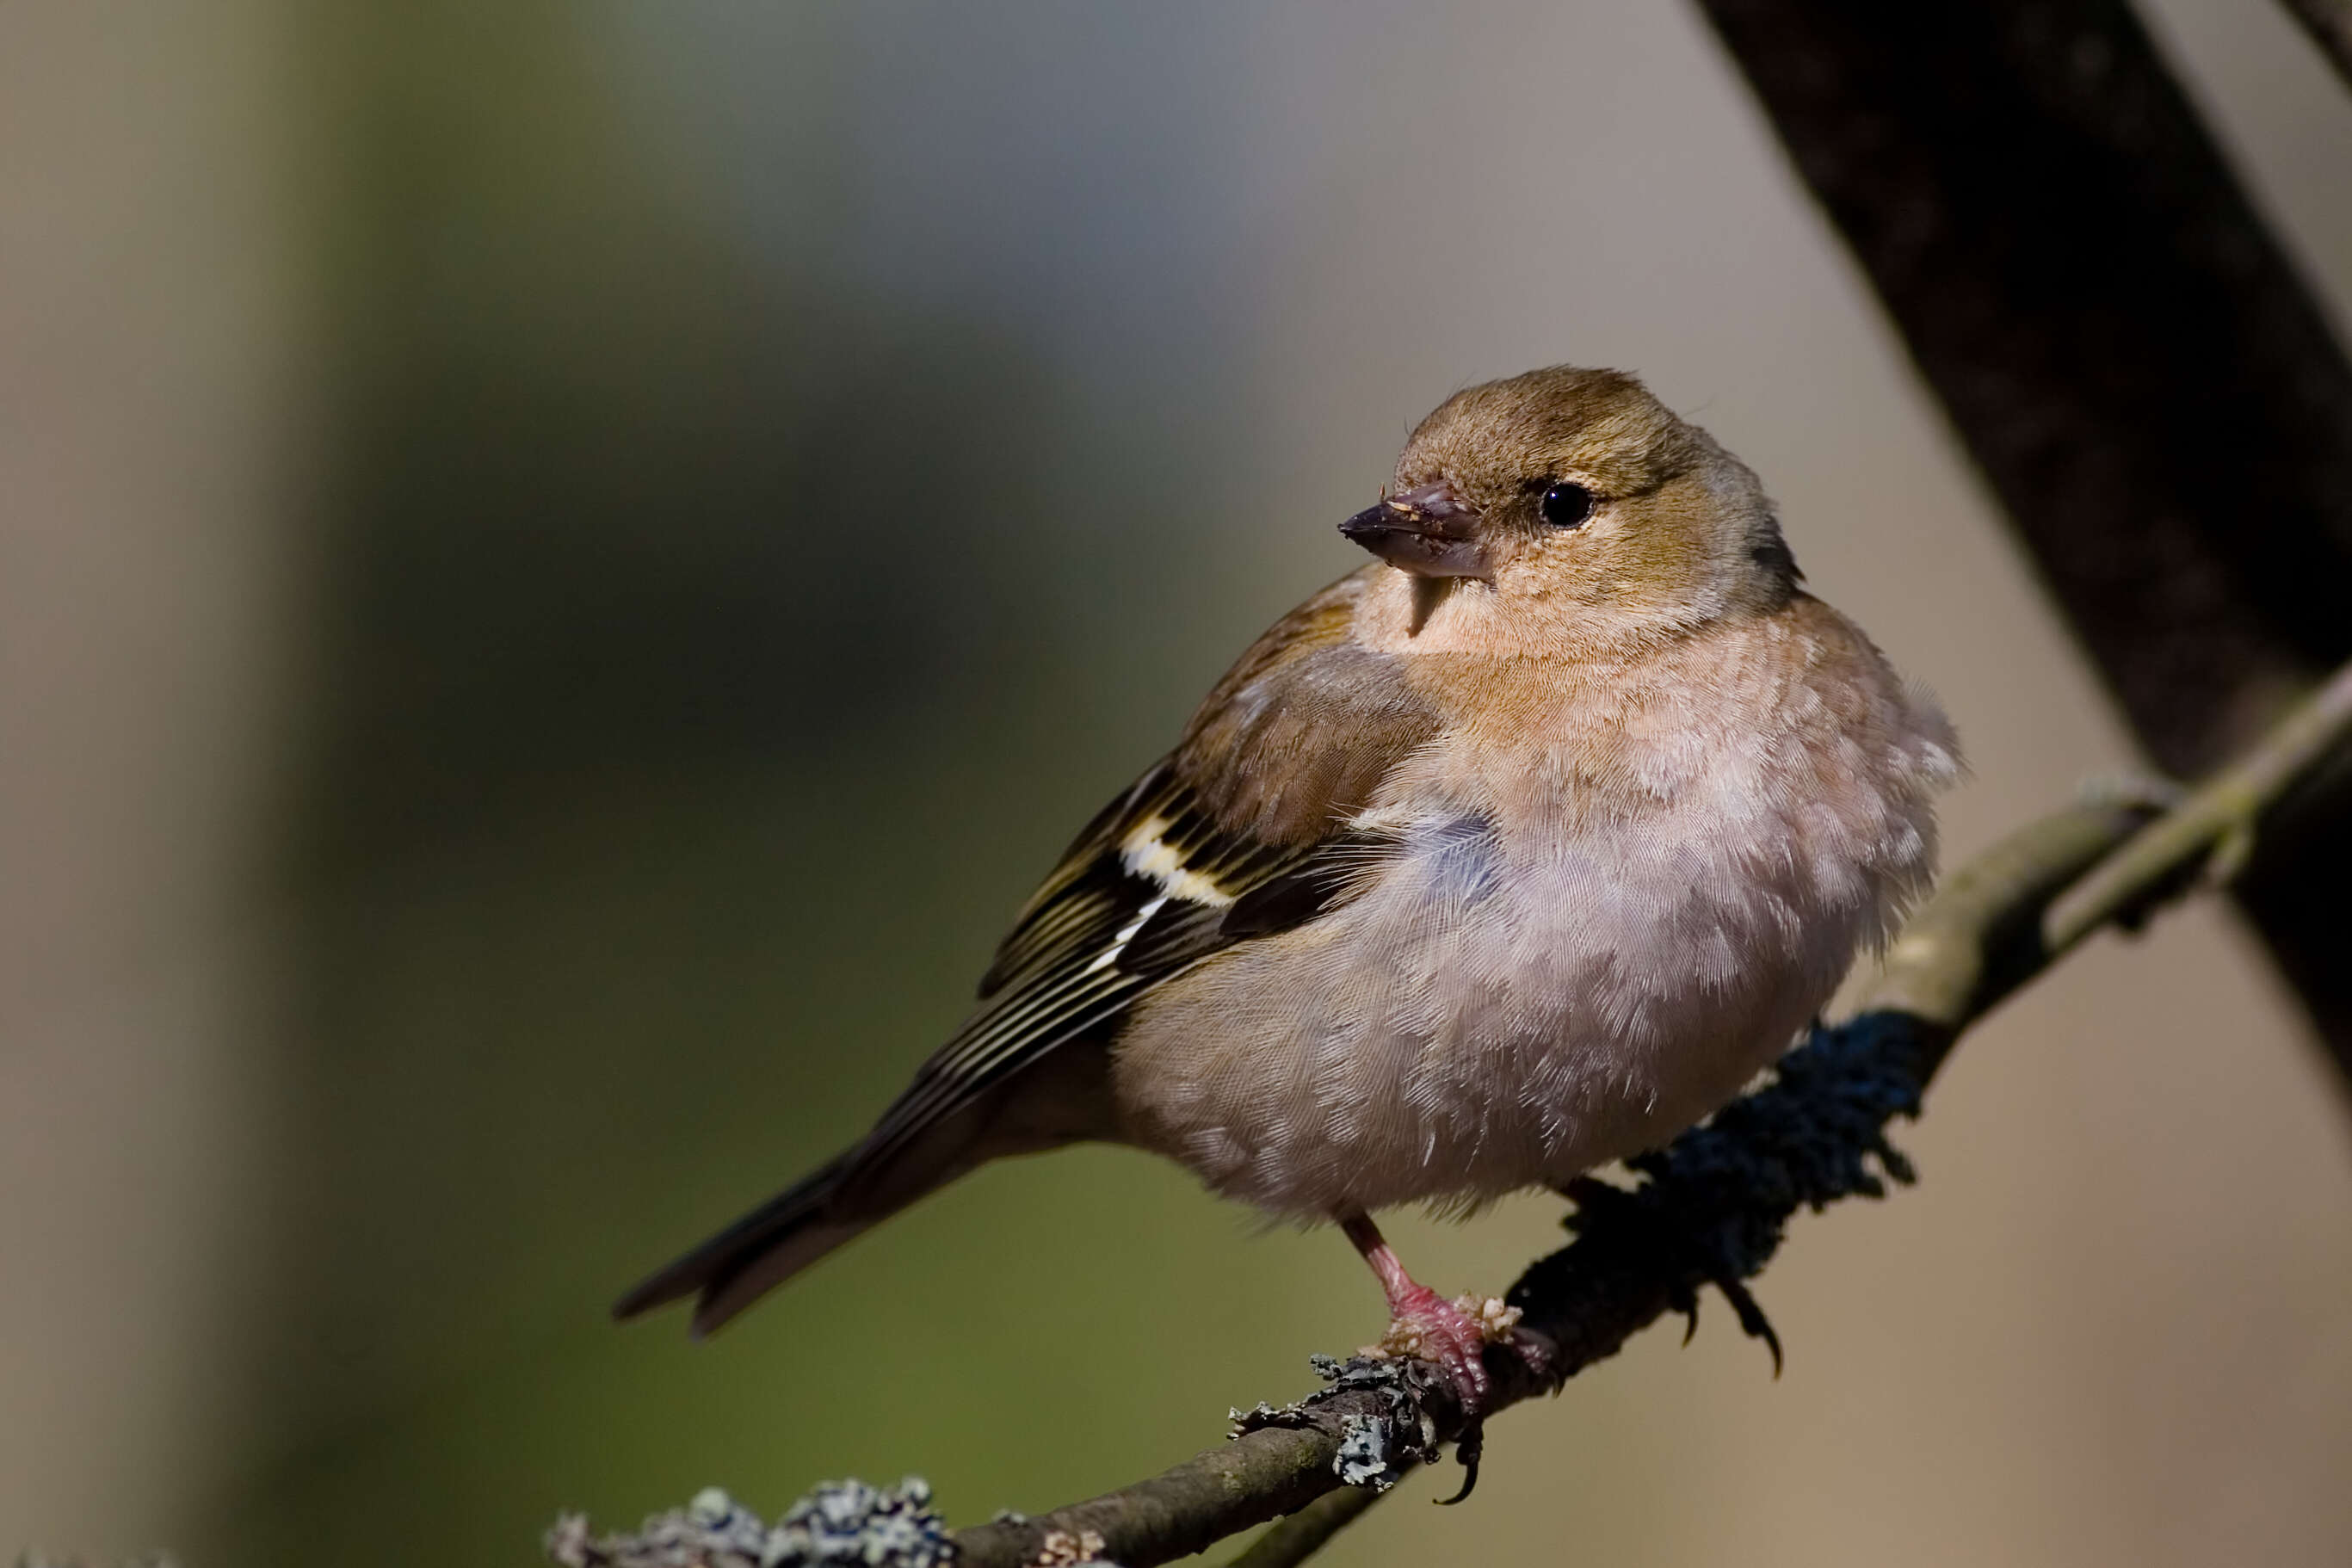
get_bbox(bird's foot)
[1362,1287,1520,1417]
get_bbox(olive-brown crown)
[1386,366,1799,639]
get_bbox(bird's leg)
[1340,1212,1523,1417]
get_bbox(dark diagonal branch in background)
[2279,0,2352,86]
[555,16,2352,1565]
[1688,0,2352,1099]
[556,659,2352,1568]
[2047,660,2352,952]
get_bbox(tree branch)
[1217,1485,1383,1568]
[2279,0,2352,88]
[1688,0,2352,1098]
[2046,659,2352,951]
[557,663,2352,1567]
[881,664,2352,1566]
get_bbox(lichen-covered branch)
[2046,660,2352,953]
[1687,0,2352,1097]
[559,661,2352,1568]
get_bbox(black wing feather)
[852,762,1397,1172]
[1222,828,1394,938]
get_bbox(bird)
[614,364,1960,1413]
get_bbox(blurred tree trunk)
[1691,0,2352,1094]
[2279,0,2352,87]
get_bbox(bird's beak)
[1338,481,1490,578]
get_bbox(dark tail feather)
[612,1152,875,1337]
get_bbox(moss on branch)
[557,660,2352,1568]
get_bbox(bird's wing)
[855,759,1395,1171]
[614,743,1408,1331]
[853,567,1439,1172]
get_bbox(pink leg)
[1341,1212,1514,1414]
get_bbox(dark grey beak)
[1339,480,1489,578]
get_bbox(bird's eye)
[1539,481,1596,529]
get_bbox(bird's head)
[1343,366,1799,649]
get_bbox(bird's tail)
[611,1151,880,1337]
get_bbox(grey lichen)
[1028,1527,1114,1565]
[1330,1413,1403,1491]
[547,1478,952,1568]
[1231,1353,1441,1493]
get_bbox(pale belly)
[1108,797,1912,1220]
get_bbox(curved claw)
[1435,1422,1483,1505]
[1711,1273,1784,1376]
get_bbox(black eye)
[1539,481,1595,529]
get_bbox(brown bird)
[614,366,1960,1411]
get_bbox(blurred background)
[4,3,2350,1564]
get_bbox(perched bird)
[615,366,1959,1410]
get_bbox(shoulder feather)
[849,568,1436,1174]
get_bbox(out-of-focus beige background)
[4,3,2349,1565]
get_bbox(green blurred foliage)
[203,6,1386,1564]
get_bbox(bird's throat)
[1407,575,1455,636]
